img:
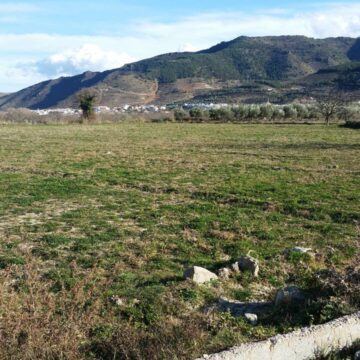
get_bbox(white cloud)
[134,4,360,44]
[1,2,360,92]
[28,44,136,77]
[178,43,200,52]
[0,3,40,13]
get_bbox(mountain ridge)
[1,35,360,109]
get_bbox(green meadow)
[0,123,359,359]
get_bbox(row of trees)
[77,89,359,125]
[174,102,360,124]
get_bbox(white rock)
[110,296,126,306]
[286,247,313,255]
[184,266,218,284]
[231,262,240,273]
[354,350,360,360]
[218,267,231,279]
[244,313,258,325]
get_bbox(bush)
[260,104,274,119]
[293,104,309,119]
[343,120,360,129]
[283,105,297,119]
[247,105,261,119]
[272,106,285,120]
[174,109,189,122]
[189,108,204,121]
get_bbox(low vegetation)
[176,103,360,124]
[0,123,359,359]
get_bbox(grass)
[0,123,359,359]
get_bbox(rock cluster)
[184,255,260,284]
[219,256,260,279]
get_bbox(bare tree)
[315,89,345,126]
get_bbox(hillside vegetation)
[0,123,359,359]
[1,36,360,109]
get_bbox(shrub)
[259,104,274,119]
[189,108,204,121]
[247,105,261,119]
[293,104,309,119]
[283,105,298,119]
[174,109,189,122]
[272,106,285,120]
[231,106,247,121]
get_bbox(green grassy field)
[0,123,359,359]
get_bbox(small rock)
[274,286,305,306]
[354,350,360,360]
[234,256,259,277]
[231,262,240,273]
[244,313,258,325]
[110,296,126,306]
[285,246,313,255]
[218,267,231,279]
[184,266,218,284]
[18,243,35,253]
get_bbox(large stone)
[354,350,360,360]
[184,266,218,284]
[274,286,305,306]
[233,256,259,277]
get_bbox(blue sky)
[1,0,360,92]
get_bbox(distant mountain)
[1,36,360,109]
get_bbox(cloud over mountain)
[1,2,360,91]
[29,44,136,77]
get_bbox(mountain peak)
[1,35,359,110]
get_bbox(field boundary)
[196,312,360,360]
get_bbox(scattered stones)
[236,256,260,277]
[218,267,231,280]
[184,266,218,284]
[244,313,258,325]
[274,286,306,306]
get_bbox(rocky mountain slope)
[1,36,360,109]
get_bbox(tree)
[283,105,297,119]
[174,109,188,122]
[315,90,345,126]
[77,90,97,121]
[189,108,204,121]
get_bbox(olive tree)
[77,90,98,121]
[315,90,345,125]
